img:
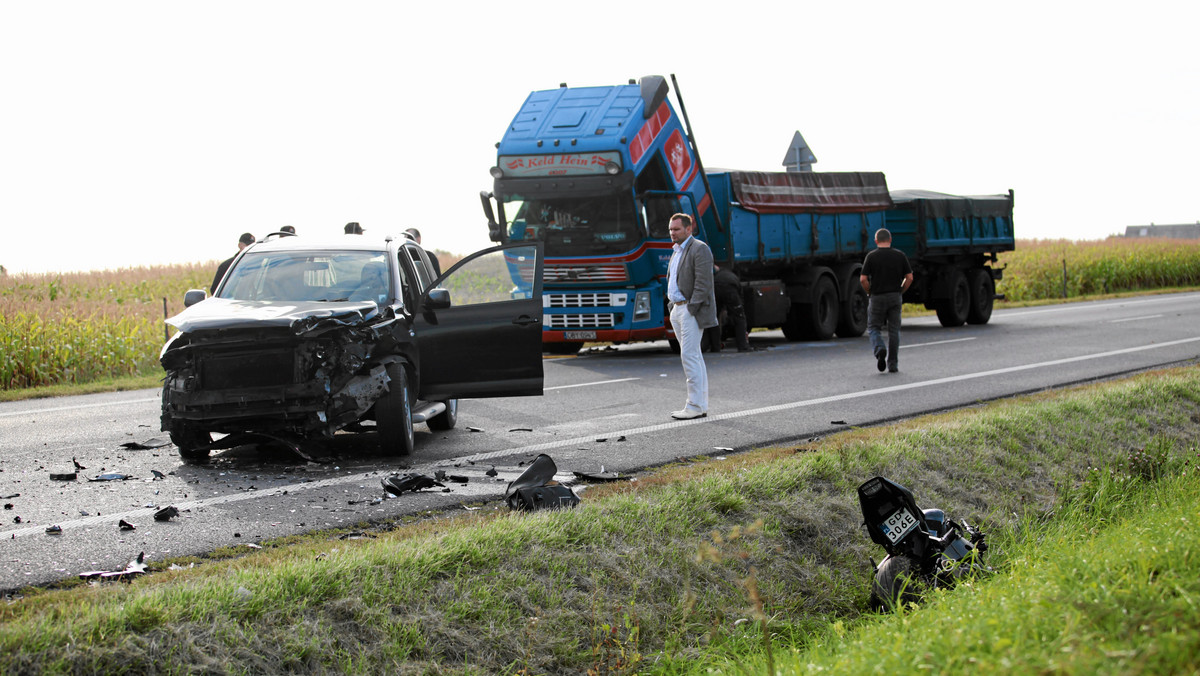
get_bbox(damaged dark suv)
[160,232,544,462]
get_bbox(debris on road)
[118,519,135,531]
[831,420,847,425]
[89,472,134,482]
[154,506,179,522]
[151,470,167,480]
[72,458,86,470]
[468,427,484,433]
[49,471,77,481]
[79,552,148,582]
[381,473,445,495]
[485,466,498,477]
[120,438,171,450]
[45,525,62,535]
[572,470,630,483]
[505,454,579,512]
[508,427,533,432]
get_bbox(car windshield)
[503,193,642,256]
[219,250,392,303]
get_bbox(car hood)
[167,298,389,334]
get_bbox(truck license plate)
[881,508,918,544]
[563,331,596,340]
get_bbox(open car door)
[412,242,544,400]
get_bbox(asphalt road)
[2,292,1198,592]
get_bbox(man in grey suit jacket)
[666,213,718,419]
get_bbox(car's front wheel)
[427,399,458,430]
[169,421,213,463]
[376,363,415,455]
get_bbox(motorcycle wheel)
[872,555,927,610]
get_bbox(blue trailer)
[481,75,1015,352]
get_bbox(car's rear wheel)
[427,399,458,431]
[169,421,213,463]
[377,363,415,455]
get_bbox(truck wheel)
[836,282,869,338]
[544,342,583,356]
[872,555,927,610]
[966,269,995,325]
[427,399,458,431]
[169,421,212,464]
[935,270,970,327]
[801,276,839,340]
[376,363,415,456]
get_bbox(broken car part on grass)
[505,454,579,511]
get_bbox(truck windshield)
[219,250,392,303]
[503,194,641,256]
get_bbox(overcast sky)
[3,1,1197,275]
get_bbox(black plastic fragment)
[154,506,179,522]
[381,474,445,495]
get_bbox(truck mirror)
[480,191,502,242]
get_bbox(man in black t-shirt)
[860,228,913,373]
[211,232,255,294]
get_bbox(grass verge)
[0,366,1198,674]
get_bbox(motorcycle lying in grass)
[857,475,989,610]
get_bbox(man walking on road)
[860,228,913,373]
[666,213,718,419]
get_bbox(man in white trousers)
[666,213,718,419]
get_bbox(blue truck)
[481,75,1015,353]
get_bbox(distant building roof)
[1123,223,1200,239]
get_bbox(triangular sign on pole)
[781,131,817,172]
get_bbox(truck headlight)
[634,291,651,320]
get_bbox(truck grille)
[545,292,626,308]
[543,264,628,283]
[544,314,616,329]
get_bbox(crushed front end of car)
[160,298,408,461]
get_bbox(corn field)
[1,241,1195,391]
[995,237,1200,302]
[0,264,212,390]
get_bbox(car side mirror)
[425,287,451,310]
[183,289,208,307]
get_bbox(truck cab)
[482,76,712,354]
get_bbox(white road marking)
[0,397,159,418]
[900,337,976,349]
[1108,314,1163,324]
[996,293,1197,318]
[544,377,639,391]
[4,336,1198,539]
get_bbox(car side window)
[404,245,434,290]
[438,245,537,305]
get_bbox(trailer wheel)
[544,342,583,356]
[966,269,995,325]
[836,282,869,338]
[935,270,970,327]
[805,276,840,340]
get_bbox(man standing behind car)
[667,213,718,419]
[211,232,255,294]
[860,228,913,373]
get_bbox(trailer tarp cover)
[890,189,1014,219]
[728,171,893,214]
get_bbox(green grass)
[1,366,1198,674]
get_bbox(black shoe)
[888,365,898,373]
[876,349,887,372]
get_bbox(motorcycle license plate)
[563,331,596,340]
[881,508,919,544]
